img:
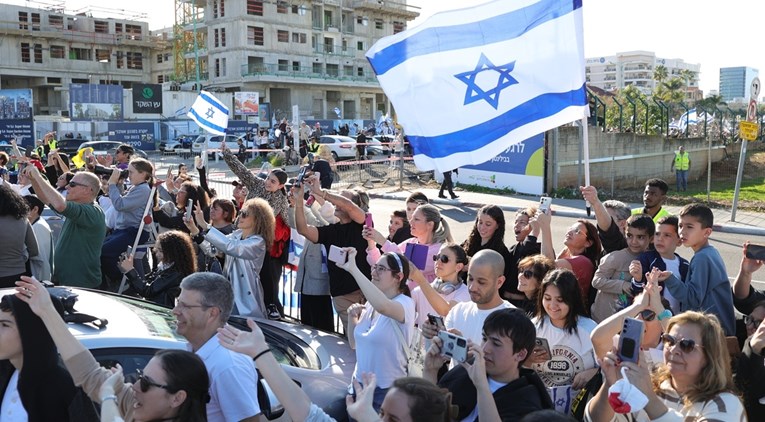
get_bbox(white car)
[191,134,250,158]
[319,135,357,161]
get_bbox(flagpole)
[581,115,591,216]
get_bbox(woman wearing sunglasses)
[13,276,210,422]
[408,244,471,326]
[338,248,416,411]
[516,254,555,315]
[186,198,274,319]
[587,268,744,421]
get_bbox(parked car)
[159,135,194,153]
[319,135,357,161]
[191,134,250,158]
[367,135,393,156]
[56,137,91,156]
[0,287,355,421]
[77,141,149,159]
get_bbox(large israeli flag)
[366,0,587,172]
[187,91,229,136]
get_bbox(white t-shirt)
[353,294,416,389]
[460,377,507,422]
[662,256,681,312]
[531,316,597,414]
[411,281,471,326]
[0,370,28,422]
[445,300,514,346]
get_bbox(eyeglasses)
[744,315,763,328]
[371,265,392,273]
[175,301,211,311]
[136,369,171,393]
[68,181,89,189]
[638,309,656,321]
[239,210,251,218]
[660,333,703,353]
[432,254,451,264]
[520,269,535,279]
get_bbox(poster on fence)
[456,133,545,195]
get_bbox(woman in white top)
[526,268,599,414]
[339,248,416,412]
[409,243,471,325]
[587,309,746,422]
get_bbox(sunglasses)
[239,210,251,218]
[68,181,89,189]
[520,269,535,279]
[638,309,656,321]
[432,254,451,264]
[660,333,703,353]
[744,315,763,328]
[136,369,171,393]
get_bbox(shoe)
[438,194,447,199]
[451,195,459,199]
[267,304,281,320]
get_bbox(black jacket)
[735,336,765,421]
[126,265,183,307]
[438,366,553,421]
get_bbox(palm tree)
[653,65,668,83]
[679,69,696,87]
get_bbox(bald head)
[470,249,505,279]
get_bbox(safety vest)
[632,207,672,224]
[674,152,690,171]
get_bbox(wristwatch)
[657,309,673,321]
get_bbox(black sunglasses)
[660,334,703,353]
[639,309,656,322]
[520,269,535,279]
[68,181,89,189]
[432,254,451,263]
[136,369,171,393]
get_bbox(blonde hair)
[652,311,736,406]
[242,198,275,249]
[416,204,453,244]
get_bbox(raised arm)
[23,165,66,212]
[733,242,764,300]
[338,248,405,323]
[534,211,556,260]
[291,184,319,243]
[580,186,613,233]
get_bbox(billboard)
[132,83,163,114]
[457,133,545,195]
[234,92,259,115]
[106,122,156,150]
[0,89,34,146]
[70,84,123,120]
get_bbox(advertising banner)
[234,92,259,115]
[132,83,163,114]
[70,84,123,120]
[106,122,156,150]
[457,133,545,195]
[0,89,34,146]
[258,102,271,128]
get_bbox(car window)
[319,137,333,144]
[91,347,163,380]
[228,317,321,370]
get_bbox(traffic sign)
[747,99,757,122]
[739,121,759,141]
[752,77,761,100]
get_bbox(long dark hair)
[577,219,602,268]
[0,184,29,219]
[383,252,411,297]
[180,182,211,212]
[535,268,587,334]
[153,349,209,422]
[157,231,197,277]
[462,204,506,257]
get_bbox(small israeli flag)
[333,107,342,117]
[187,91,229,136]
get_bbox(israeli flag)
[366,0,588,172]
[333,107,342,117]
[187,91,229,136]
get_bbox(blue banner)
[0,120,35,147]
[106,122,156,150]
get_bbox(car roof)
[321,135,355,142]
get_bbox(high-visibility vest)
[674,152,690,171]
[632,207,672,223]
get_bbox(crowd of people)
[0,135,763,422]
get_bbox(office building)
[719,66,759,102]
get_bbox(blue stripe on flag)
[367,0,582,76]
[189,108,227,134]
[200,92,228,115]
[409,84,586,159]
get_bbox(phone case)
[404,243,429,270]
[328,245,347,264]
[539,196,552,214]
[535,337,551,357]
[186,199,194,220]
[745,244,765,261]
[438,331,468,362]
[618,317,644,364]
[428,314,446,331]
[365,212,374,228]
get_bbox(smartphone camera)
[438,331,469,362]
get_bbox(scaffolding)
[173,0,206,84]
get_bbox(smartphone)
[186,199,194,220]
[427,313,446,331]
[618,317,644,364]
[364,212,374,228]
[534,337,551,358]
[126,245,133,256]
[745,243,765,261]
[539,196,552,215]
[328,245,348,265]
[438,330,469,363]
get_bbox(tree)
[653,65,668,83]
[604,85,663,134]
[679,69,696,87]
[654,77,686,103]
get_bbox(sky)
[8,0,762,94]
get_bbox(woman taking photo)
[526,268,598,414]
[339,248,416,411]
[118,230,198,308]
[365,203,452,289]
[0,184,37,288]
[587,310,745,421]
[409,243,470,325]
[153,181,210,233]
[516,254,556,315]
[14,276,210,422]
[187,197,274,318]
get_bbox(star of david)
[454,53,518,109]
[205,107,215,119]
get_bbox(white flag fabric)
[187,91,229,136]
[366,0,588,172]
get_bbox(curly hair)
[156,230,197,277]
[242,198,275,249]
[652,311,736,406]
[0,184,30,219]
[463,204,506,257]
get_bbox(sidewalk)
[367,187,765,236]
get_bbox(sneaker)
[267,304,281,320]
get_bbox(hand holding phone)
[328,245,348,265]
[745,243,765,261]
[617,317,644,364]
[437,331,469,363]
[186,199,194,220]
[427,314,446,332]
[534,337,551,361]
[538,196,552,215]
[364,212,374,228]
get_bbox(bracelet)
[101,394,118,403]
[253,348,271,361]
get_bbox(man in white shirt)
[24,195,53,281]
[173,273,261,422]
[422,249,514,346]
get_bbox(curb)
[368,193,765,237]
